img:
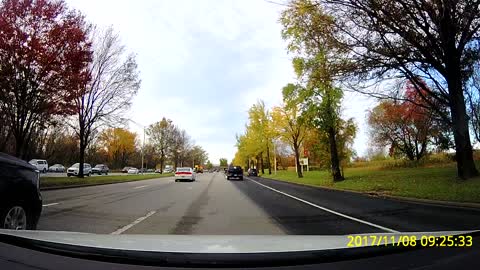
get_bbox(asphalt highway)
[37,172,480,235]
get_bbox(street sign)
[304,149,309,156]
[299,158,308,166]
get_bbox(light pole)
[176,149,182,168]
[122,118,146,175]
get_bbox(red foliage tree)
[0,0,91,158]
[368,80,441,161]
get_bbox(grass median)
[40,173,174,189]
[265,164,480,203]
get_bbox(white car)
[28,159,48,173]
[48,164,65,172]
[67,163,92,177]
[128,167,139,174]
[174,167,196,182]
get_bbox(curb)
[40,175,173,191]
[256,176,480,211]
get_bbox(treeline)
[0,116,209,171]
[235,0,480,181]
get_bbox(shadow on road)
[229,177,380,235]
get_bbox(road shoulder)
[257,175,480,211]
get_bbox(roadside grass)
[40,173,174,189]
[265,164,480,203]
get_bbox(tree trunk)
[294,144,303,178]
[260,152,265,174]
[160,157,164,174]
[15,134,23,158]
[328,126,344,181]
[266,145,271,175]
[79,137,85,178]
[448,72,478,179]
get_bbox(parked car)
[28,159,48,173]
[48,164,65,173]
[155,168,162,173]
[174,167,196,182]
[67,163,92,177]
[128,167,139,174]
[248,168,258,177]
[147,169,154,173]
[121,167,133,173]
[164,168,173,173]
[226,166,244,180]
[92,164,109,175]
[0,152,42,230]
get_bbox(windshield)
[0,0,479,266]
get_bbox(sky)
[66,0,376,164]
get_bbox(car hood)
[0,230,477,253]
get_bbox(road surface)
[38,172,480,234]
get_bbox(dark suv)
[92,164,109,175]
[248,168,258,176]
[0,152,42,230]
[226,166,244,180]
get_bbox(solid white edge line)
[111,210,157,235]
[133,185,149,189]
[42,203,59,207]
[248,178,400,233]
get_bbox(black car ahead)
[92,164,109,175]
[226,166,243,180]
[248,168,258,176]
[0,152,42,230]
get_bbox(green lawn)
[40,173,174,189]
[266,164,480,203]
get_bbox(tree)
[0,0,91,158]
[182,145,208,169]
[168,126,192,170]
[303,118,356,169]
[467,63,480,143]
[368,80,443,161]
[247,100,277,174]
[281,0,348,181]
[311,0,480,179]
[73,27,140,177]
[147,118,174,173]
[219,158,228,167]
[98,128,137,168]
[206,160,213,170]
[271,86,308,178]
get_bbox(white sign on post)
[299,158,308,165]
[299,158,309,172]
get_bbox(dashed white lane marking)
[42,203,59,207]
[110,211,157,235]
[248,178,400,233]
[133,185,149,189]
